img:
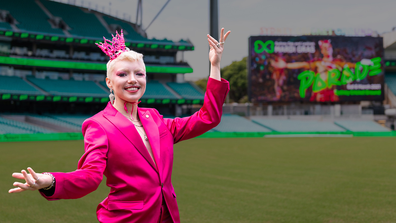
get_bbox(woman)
[9,28,231,223]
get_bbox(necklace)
[135,124,148,141]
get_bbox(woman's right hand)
[9,167,52,193]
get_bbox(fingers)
[9,187,26,193]
[220,28,224,42]
[21,170,35,188]
[223,31,231,42]
[207,34,218,45]
[27,167,39,181]
[207,36,218,49]
[12,181,33,191]
[12,172,25,180]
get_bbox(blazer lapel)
[138,108,161,172]
[102,103,158,172]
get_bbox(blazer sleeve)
[159,77,229,143]
[40,119,108,200]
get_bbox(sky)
[87,0,396,80]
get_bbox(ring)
[219,42,225,45]
[29,183,36,188]
[35,177,40,183]
[216,43,220,48]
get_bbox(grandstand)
[0,0,205,131]
[0,0,394,136]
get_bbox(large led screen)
[248,36,384,102]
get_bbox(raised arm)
[159,28,231,143]
[207,28,231,81]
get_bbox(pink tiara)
[96,30,128,60]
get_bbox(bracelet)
[42,172,55,190]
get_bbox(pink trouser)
[160,197,172,223]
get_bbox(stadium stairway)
[334,120,390,132]
[250,118,346,132]
[213,114,272,132]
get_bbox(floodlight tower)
[209,0,219,42]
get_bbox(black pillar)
[209,0,219,41]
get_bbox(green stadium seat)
[0,0,64,34]
[49,114,90,127]
[166,82,204,99]
[41,0,108,38]
[27,77,108,97]
[0,76,42,95]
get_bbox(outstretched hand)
[9,167,52,193]
[207,28,231,67]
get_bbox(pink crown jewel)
[96,30,128,60]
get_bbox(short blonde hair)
[106,50,145,78]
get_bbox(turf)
[1,137,396,222]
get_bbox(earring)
[109,89,115,104]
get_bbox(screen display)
[248,36,384,102]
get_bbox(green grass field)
[1,137,396,222]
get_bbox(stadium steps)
[250,118,346,132]
[213,115,272,132]
[47,114,90,128]
[0,76,43,95]
[23,77,50,95]
[166,82,204,100]
[0,0,64,35]
[0,116,54,133]
[334,120,390,132]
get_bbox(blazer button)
[146,114,149,118]
[161,183,164,188]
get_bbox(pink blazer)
[40,78,229,223]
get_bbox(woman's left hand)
[207,28,231,67]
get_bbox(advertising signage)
[248,36,384,103]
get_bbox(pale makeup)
[106,59,146,104]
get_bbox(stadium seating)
[49,114,90,127]
[251,118,346,132]
[0,0,64,35]
[166,82,204,99]
[213,115,272,132]
[0,76,42,95]
[28,114,81,131]
[102,16,146,41]
[334,120,389,132]
[0,123,33,134]
[41,0,108,38]
[0,116,53,133]
[27,77,107,97]
[0,22,12,30]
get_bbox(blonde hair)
[106,50,145,79]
